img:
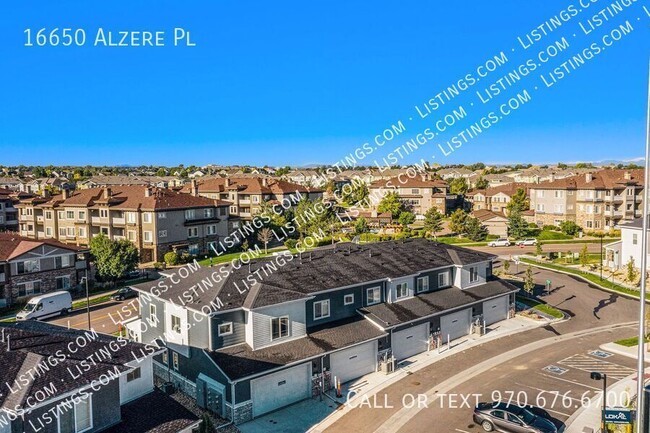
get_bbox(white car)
[488,238,511,247]
[515,238,538,246]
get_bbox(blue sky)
[1,1,648,167]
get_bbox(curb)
[599,342,650,363]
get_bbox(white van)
[16,291,73,321]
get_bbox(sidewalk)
[600,342,650,363]
[564,367,648,433]
[307,314,555,433]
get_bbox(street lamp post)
[591,372,607,431]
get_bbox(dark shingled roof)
[208,317,386,380]
[0,321,157,410]
[359,279,518,328]
[103,389,199,433]
[131,239,496,312]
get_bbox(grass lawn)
[614,336,650,347]
[516,296,564,319]
[536,230,573,241]
[519,257,649,300]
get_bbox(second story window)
[188,227,198,238]
[127,212,137,223]
[313,300,330,320]
[271,316,289,340]
[218,322,233,336]
[142,212,152,223]
[344,294,354,305]
[100,209,108,218]
[171,315,181,333]
[157,212,167,219]
[149,304,157,326]
[438,271,450,288]
[185,209,196,220]
[469,266,479,283]
[367,287,381,305]
[17,259,40,274]
[396,283,409,299]
[55,255,71,269]
[204,208,214,218]
[416,276,429,293]
[45,211,52,220]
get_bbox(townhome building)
[0,190,18,232]
[0,321,198,433]
[604,219,650,271]
[0,233,88,307]
[15,186,231,263]
[368,176,451,217]
[285,170,327,187]
[126,239,517,424]
[77,176,186,189]
[181,177,323,221]
[0,178,22,191]
[18,178,72,195]
[529,169,644,230]
[467,183,530,215]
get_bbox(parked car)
[473,402,557,433]
[515,239,538,246]
[111,287,138,301]
[16,291,73,321]
[488,238,511,247]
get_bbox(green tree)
[341,182,369,206]
[626,257,639,284]
[535,243,543,256]
[354,217,370,235]
[90,234,139,284]
[503,259,511,274]
[523,266,535,296]
[156,167,167,176]
[465,216,488,241]
[377,192,404,219]
[449,177,468,195]
[448,209,468,235]
[507,209,529,239]
[294,198,335,239]
[474,177,489,190]
[275,166,291,176]
[398,211,416,227]
[559,221,581,236]
[257,227,273,254]
[579,244,589,267]
[423,208,444,239]
[506,188,529,214]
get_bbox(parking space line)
[543,407,572,418]
[455,430,471,433]
[537,373,601,391]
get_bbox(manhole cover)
[543,365,568,375]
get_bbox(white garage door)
[330,340,377,384]
[440,309,471,342]
[392,323,429,361]
[483,296,509,325]
[251,363,311,417]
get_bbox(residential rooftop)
[0,232,86,261]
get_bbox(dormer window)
[438,271,450,288]
[271,317,289,340]
[416,277,429,293]
[396,283,409,299]
[469,266,479,283]
[313,300,330,320]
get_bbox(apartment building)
[127,239,517,424]
[15,186,231,263]
[77,175,186,189]
[0,233,88,307]
[0,189,18,232]
[529,169,644,230]
[467,183,530,215]
[368,176,451,217]
[181,177,323,221]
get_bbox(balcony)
[91,217,101,224]
[19,214,34,221]
[113,217,126,225]
[36,215,44,223]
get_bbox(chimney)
[145,187,152,197]
[104,188,112,199]
[420,174,427,182]
[225,178,230,188]
[585,173,593,183]
[62,189,70,200]
[190,179,198,197]
[624,171,632,180]
[262,177,268,187]
[371,210,378,218]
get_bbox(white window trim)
[438,271,450,288]
[218,322,233,336]
[343,294,354,306]
[270,316,290,340]
[416,276,429,293]
[366,287,381,305]
[313,300,330,320]
[172,352,179,370]
[74,393,93,433]
[469,266,479,283]
[149,304,157,327]
[395,282,409,299]
[171,315,182,334]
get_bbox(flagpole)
[635,59,650,433]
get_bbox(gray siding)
[249,300,306,350]
[139,294,166,344]
[417,267,454,293]
[188,310,210,349]
[306,282,384,328]
[456,261,490,288]
[211,310,246,349]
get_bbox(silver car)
[473,402,557,433]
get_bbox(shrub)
[284,239,298,249]
[153,262,166,270]
[559,221,581,236]
[164,251,180,266]
[542,225,560,231]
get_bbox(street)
[325,263,641,433]
[470,242,603,257]
[47,298,139,335]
